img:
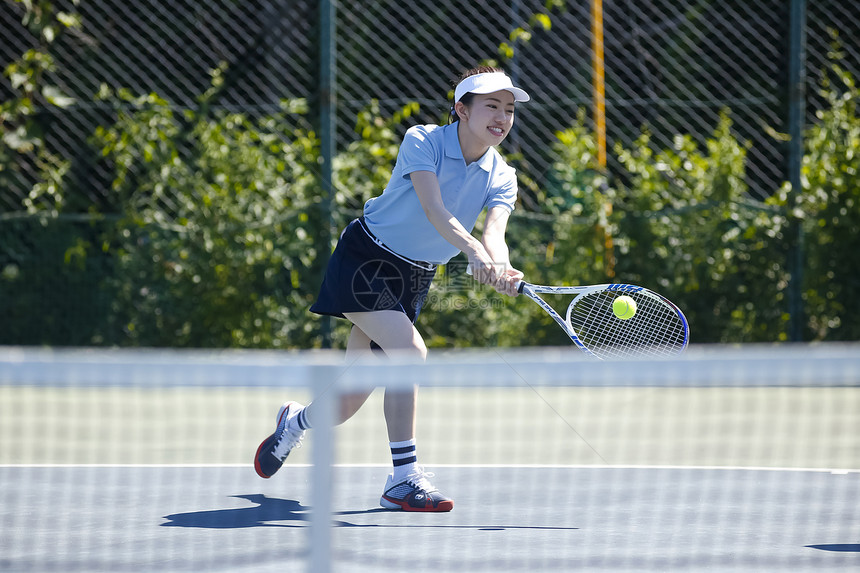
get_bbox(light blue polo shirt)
[363,122,518,264]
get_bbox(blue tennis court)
[2,464,858,572]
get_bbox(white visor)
[454,72,530,103]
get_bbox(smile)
[488,126,505,136]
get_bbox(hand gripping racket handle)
[465,264,526,293]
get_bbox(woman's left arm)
[481,206,523,296]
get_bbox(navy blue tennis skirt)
[310,218,437,324]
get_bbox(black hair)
[448,65,504,124]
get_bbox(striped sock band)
[290,406,312,431]
[390,439,417,481]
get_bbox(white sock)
[287,404,312,432]
[390,438,417,482]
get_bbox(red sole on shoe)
[253,402,297,478]
[381,496,454,512]
[253,434,276,478]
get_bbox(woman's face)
[457,90,516,148]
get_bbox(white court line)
[1,463,857,474]
[0,463,260,468]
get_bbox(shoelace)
[405,467,438,493]
[271,427,304,461]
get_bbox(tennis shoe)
[254,401,305,479]
[379,467,454,512]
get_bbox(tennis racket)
[517,280,689,360]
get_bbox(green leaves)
[794,63,860,340]
[543,111,790,343]
[84,77,324,347]
[333,99,417,219]
[496,2,561,63]
[2,2,79,213]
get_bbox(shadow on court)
[161,494,309,528]
[806,544,860,552]
[161,494,579,531]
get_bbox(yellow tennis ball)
[612,295,637,320]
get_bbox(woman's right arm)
[409,170,501,286]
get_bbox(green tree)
[775,63,860,340]
[545,111,790,344]
[1,0,81,211]
[90,86,322,347]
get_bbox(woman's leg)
[297,324,380,426]
[255,319,400,479]
[343,310,426,443]
[302,316,422,429]
[343,310,452,511]
[336,325,378,424]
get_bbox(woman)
[255,66,529,512]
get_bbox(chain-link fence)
[2,0,859,347]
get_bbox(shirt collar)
[444,123,494,172]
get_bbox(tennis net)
[1,345,858,572]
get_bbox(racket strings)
[568,291,687,360]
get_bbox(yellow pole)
[591,0,607,168]
[591,0,614,278]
